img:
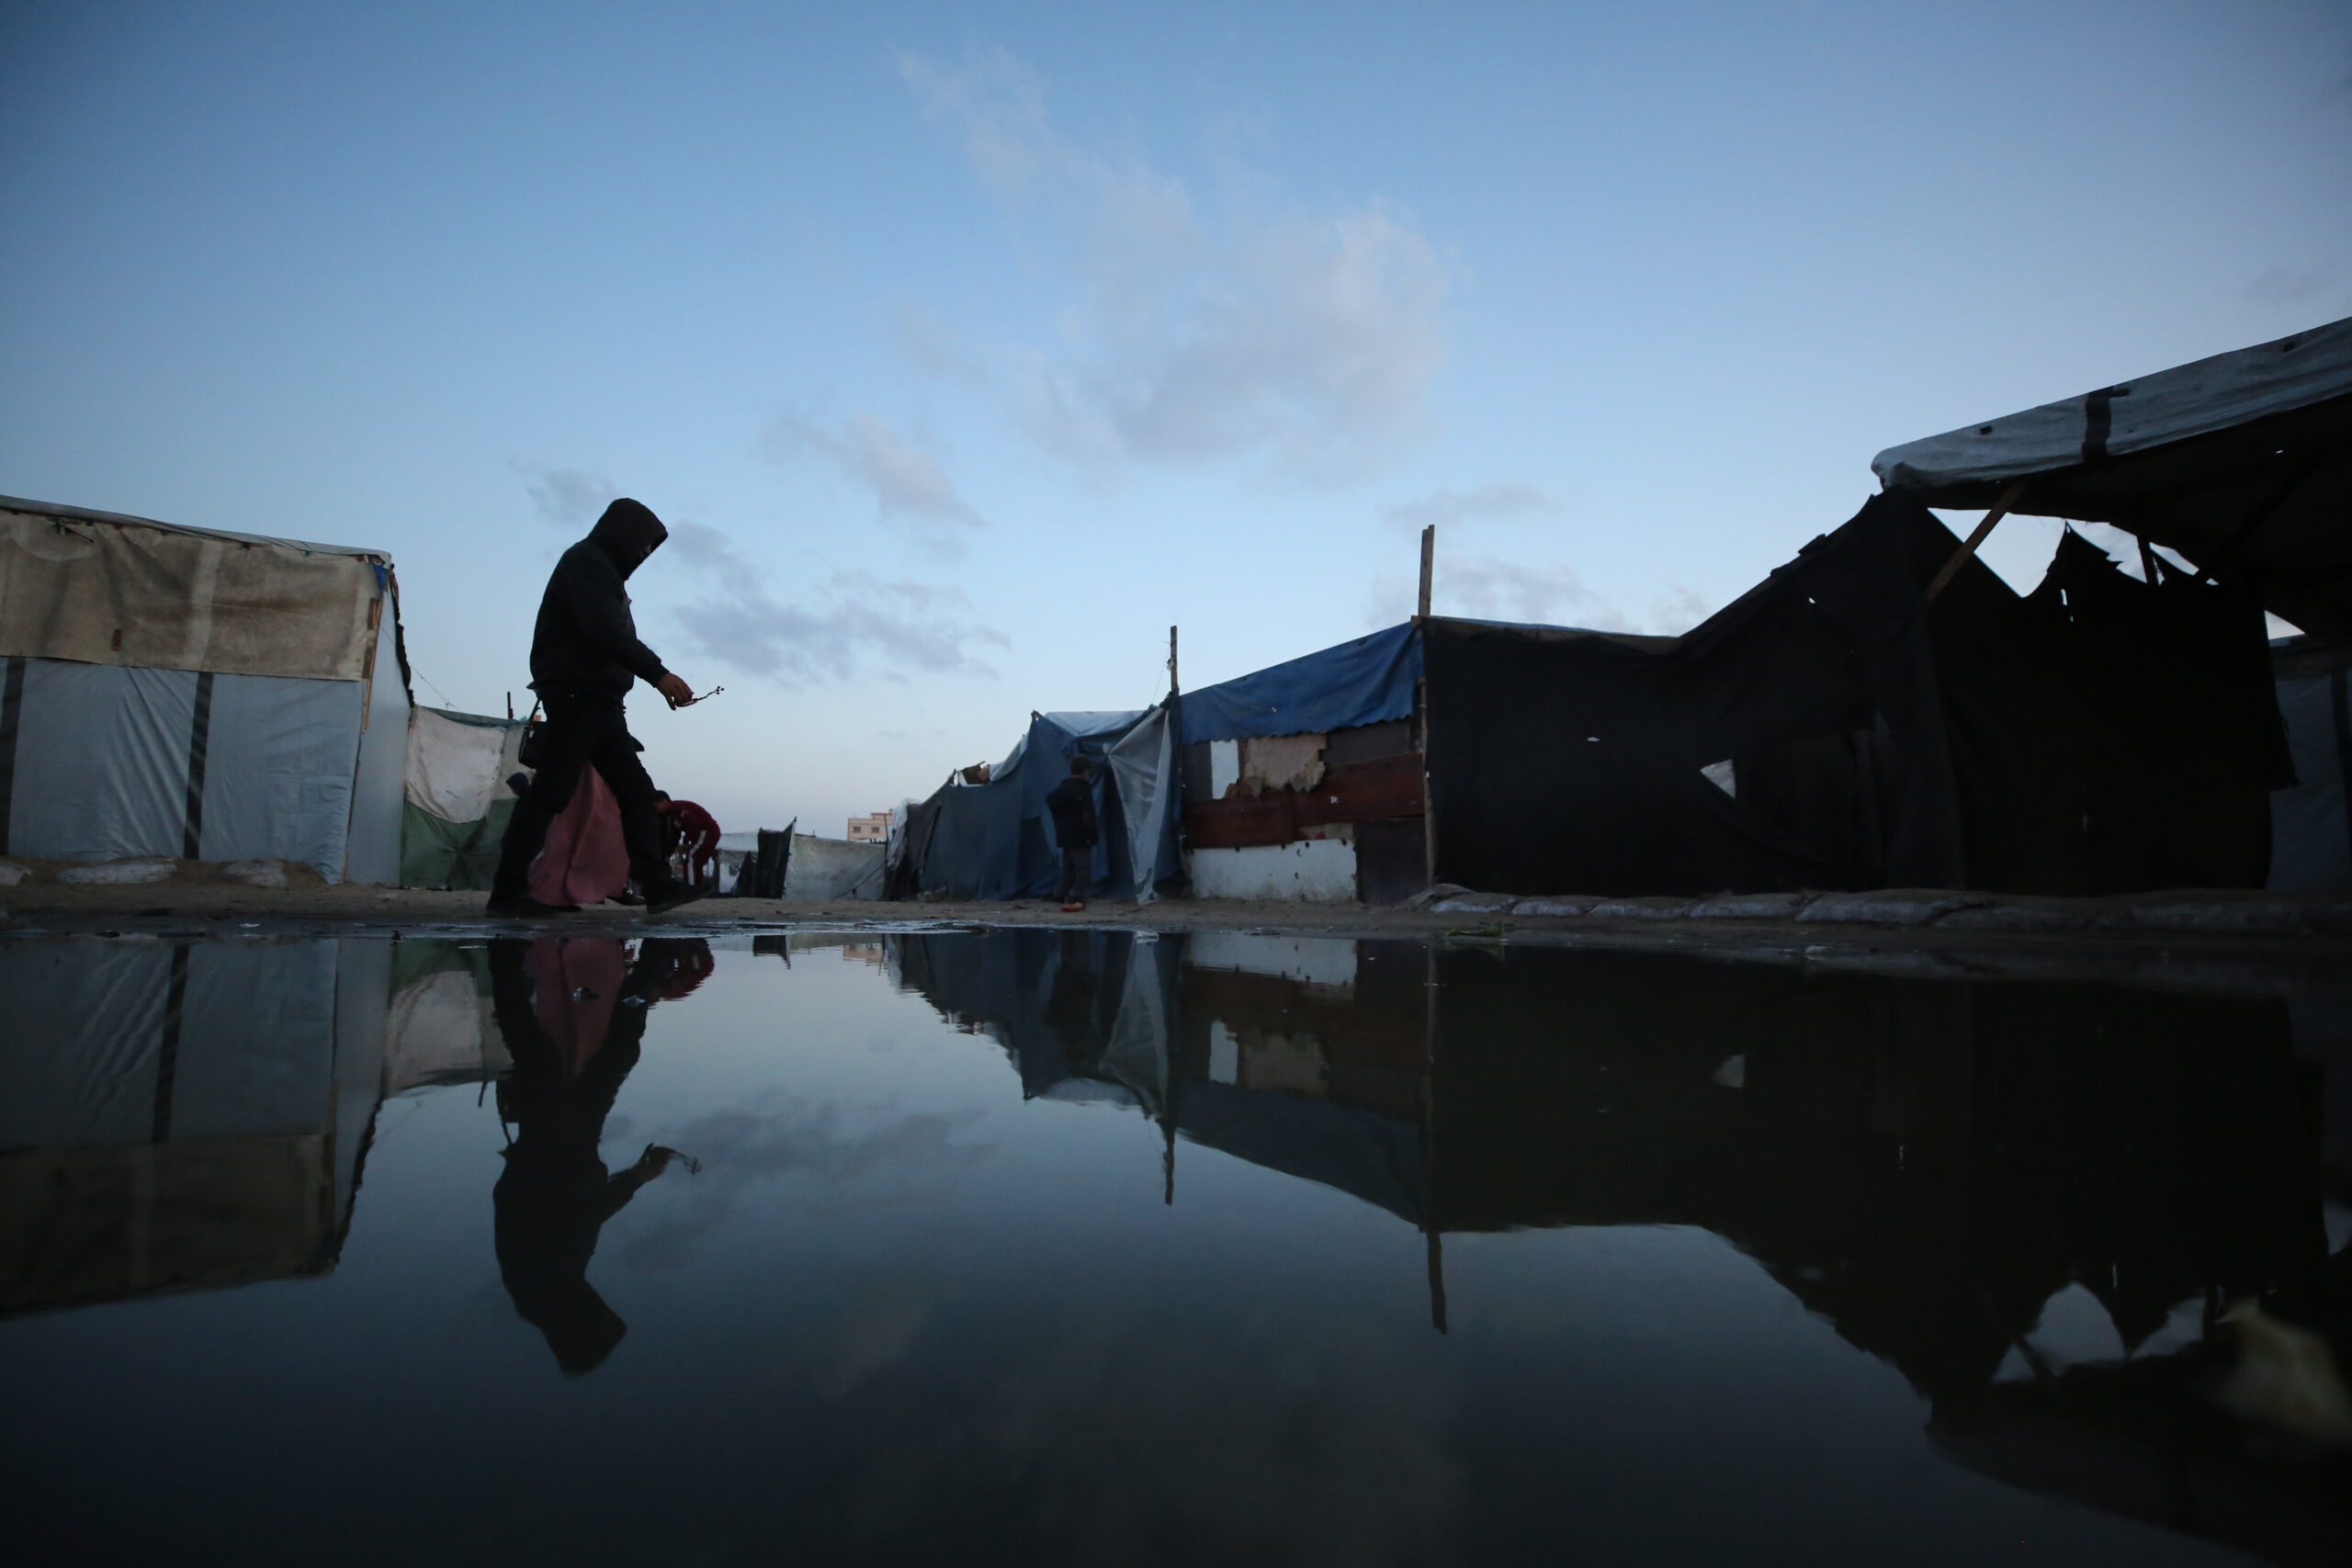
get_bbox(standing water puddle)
[2,930,2348,1566]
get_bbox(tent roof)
[0,493,391,560]
[1870,316,2352,639]
[1181,623,1423,744]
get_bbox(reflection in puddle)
[490,938,709,1374]
[1,929,2347,1564]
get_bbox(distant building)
[846,810,892,844]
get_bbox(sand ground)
[6,857,2352,997]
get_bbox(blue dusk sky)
[4,2,2347,834]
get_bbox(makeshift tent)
[401,705,527,889]
[887,927,1182,1115]
[1425,494,2287,897]
[1871,315,2352,642]
[892,707,1181,901]
[1178,620,1676,903]
[1175,495,2285,900]
[0,496,409,883]
[718,828,882,898]
[0,937,390,1315]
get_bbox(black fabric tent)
[1871,316,2352,643]
[1425,492,2286,897]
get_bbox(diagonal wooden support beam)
[1925,479,2030,605]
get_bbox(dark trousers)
[492,694,671,901]
[1057,844,1091,902]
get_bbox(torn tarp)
[1180,623,1422,744]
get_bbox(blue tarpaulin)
[1179,623,1422,744]
[908,709,1180,900]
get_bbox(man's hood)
[587,498,668,580]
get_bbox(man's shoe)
[644,881,707,917]
[485,895,575,919]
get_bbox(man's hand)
[655,671,694,708]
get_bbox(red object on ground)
[662,798,721,886]
[530,768,631,908]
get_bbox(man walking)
[1046,756,1098,913]
[489,497,706,918]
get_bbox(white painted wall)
[1188,838,1358,902]
[1190,931,1358,989]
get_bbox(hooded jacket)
[529,499,672,700]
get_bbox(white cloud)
[2245,263,2337,305]
[1364,547,1713,635]
[1383,483,1562,531]
[899,47,1448,483]
[663,521,1008,685]
[771,413,984,557]
[518,463,618,528]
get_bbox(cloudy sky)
[4,2,2347,833]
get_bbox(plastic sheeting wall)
[784,833,884,899]
[400,705,524,889]
[2270,668,2352,892]
[0,655,374,882]
[345,668,409,886]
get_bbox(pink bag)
[529,766,632,908]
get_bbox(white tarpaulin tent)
[1871,316,2352,640]
[401,705,527,889]
[0,497,409,882]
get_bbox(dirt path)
[7,860,2352,996]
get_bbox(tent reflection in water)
[0,940,393,1316]
[884,926,2350,1561]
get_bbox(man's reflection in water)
[488,936,709,1375]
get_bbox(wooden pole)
[1168,625,1179,696]
[1418,525,1438,893]
[1924,479,2029,604]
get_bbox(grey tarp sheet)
[0,498,385,682]
[0,655,367,881]
[783,833,884,899]
[1873,318,2352,493]
[1104,704,1181,902]
[2269,652,2352,892]
[346,658,407,885]
[1870,317,2352,642]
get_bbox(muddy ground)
[6,857,2352,998]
